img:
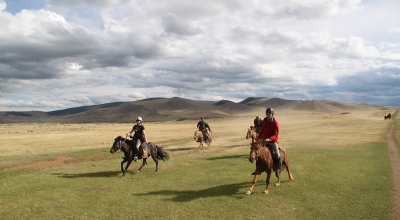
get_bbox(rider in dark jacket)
[127,116,148,162]
[197,117,212,142]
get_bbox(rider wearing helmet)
[127,116,148,162]
[258,108,281,178]
[197,117,212,143]
[253,115,262,133]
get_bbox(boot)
[274,157,281,178]
[134,148,138,162]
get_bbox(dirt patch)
[388,119,400,219]
[7,156,76,170]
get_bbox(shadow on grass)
[53,171,121,178]
[133,181,250,201]
[166,147,196,152]
[206,154,248,161]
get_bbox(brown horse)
[246,126,259,143]
[194,130,212,150]
[384,113,392,120]
[110,136,169,178]
[246,140,293,195]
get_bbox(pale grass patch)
[0,109,390,157]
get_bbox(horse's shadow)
[53,171,121,178]
[133,182,249,202]
[206,154,248,161]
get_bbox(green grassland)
[0,110,397,219]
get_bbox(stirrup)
[134,156,138,162]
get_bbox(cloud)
[0,0,399,111]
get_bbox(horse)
[246,126,259,143]
[384,113,392,120]
[194,130,212,150]
[246,140,293,195]
[110,136,169,178]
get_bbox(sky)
[0,0,399,112]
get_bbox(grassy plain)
[0,109,398,219]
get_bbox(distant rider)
[197,117,212,143]
[127,117,148,162]
[258,108,281,178]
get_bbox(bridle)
[113,139,126,152]
[251,142,264,160]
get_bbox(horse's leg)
[265,169,271,193]
[283,153,293,181]
[120,159,126,173]
[121,160,132,178]
[137,158,146,172]
[246,174,260,195]
[152,151,159,173]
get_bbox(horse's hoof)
[137,170,140,173]
[245,190,252,195]
[275,183,280,186]
[263,190,269,194]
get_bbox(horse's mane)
[116,136,134,145]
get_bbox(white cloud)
[0,0,399,111]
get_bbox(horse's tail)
[156,145,170,161]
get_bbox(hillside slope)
[0,97,384,123]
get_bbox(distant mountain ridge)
[0,97,383,123]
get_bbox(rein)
[255,144,263,160]
[114,139,126,152]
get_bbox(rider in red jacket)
[258,107,281,178]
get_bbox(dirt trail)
[388,113,400,219]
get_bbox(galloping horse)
[246,140,293,195]
[246,126,259,143]
[110,136,169,178]
[194,130,212,150]
[384,113,392,120]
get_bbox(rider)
[126,116,148,162]
[258,108,281,178]
[253,115,262,133]
[197,117,212,143]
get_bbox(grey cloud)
[48,0,130,7]
[161,13,202,36]
[0,10,99,80]
[259,1,361,20]
[336,67,400,93]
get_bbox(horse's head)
[246,128,252,139]
[246,127,257,140]
[110,136,125,154]
[248,142,262,163]
[194,131,203,140]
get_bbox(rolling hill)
[0,97,383,123]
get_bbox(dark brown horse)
[384,113,392,120]
[194,130,212,150]
[246,140,293,195]
[110,136,169,178]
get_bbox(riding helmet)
[266,108,274,114]
[256,115,260,119]
[136,116,143,121]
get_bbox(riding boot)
[274,157,281,178]
[134,148,138,162]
